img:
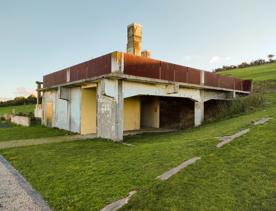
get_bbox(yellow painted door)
[46,102,53,126]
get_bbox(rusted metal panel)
[243,80,252,92]
[234,78,243,91]
[43,69,67,88]
[174,64,188,83]
[218,75,235,90]
[43,51,251,93]
[43,54,112,87]
[204,71,219,87]
[187,68,201,85]
[124,53,160,79]
[160,62,174,81]
[70,62,88,82]
[87,54,111,78]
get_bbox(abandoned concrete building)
[35,23,252,141]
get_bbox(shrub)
[206,94,265,122]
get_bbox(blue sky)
[0,0,276,99]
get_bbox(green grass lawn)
[218,62,276,81]
[0,104,35,116]
[0,92,275,210]
[0,124,69,142]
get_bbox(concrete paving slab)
[100,191,136,211]
[157,157,201,181]
[0,155,51,211]
[253,117,272,125]
[217,128,250,148]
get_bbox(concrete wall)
[141,96,160,128]
[34,105,43,118]
[124,96,141,131]
[11,115,31,127]
[123,81,201,102]
[42,88,81,133]
[97,79,123,141]
[160,97,194,129]
[42,90,57,127]
[55,98,69,130]
[81,88,96,134]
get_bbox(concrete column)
[36,81,43,104]
[194,90,204,127]
[96,79,123,141]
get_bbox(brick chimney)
[127,23,142,56]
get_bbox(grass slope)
[218,62,276,81]
[0,65,276,210]
[0,92,275,210]
[0,104,35,116]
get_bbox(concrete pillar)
[36,81,43,104]
[96,79,124,141]
[194,90,204,127]
[127,23,142,56]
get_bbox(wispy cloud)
[209,56,231,64]
[14,87,36,97]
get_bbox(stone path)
[253,117,272,125]
[0,155,51,211]
[0,134,96,150]
[217,128,250,148]
[100,191,136,211]
[157,157,201,181]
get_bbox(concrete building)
[36,23,252,141]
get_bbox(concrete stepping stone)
[157,157,201,181]
[217,128,250,148]
[122,143,134,147]
[253,117,272,125]
[101,191,136,211]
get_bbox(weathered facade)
[36,23,252,141]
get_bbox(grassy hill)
[0,104,35,116]
[218,62,276,81]
[0,64,275,210]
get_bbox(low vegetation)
[215,54,275,72]
[0,95,37,107]
[206,93,265,122]
[0,104,35,116]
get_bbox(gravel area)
[0,155,51,211]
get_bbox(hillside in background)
[218,62,276,81]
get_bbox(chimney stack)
[127,23,142,56]
[141,50,151,58]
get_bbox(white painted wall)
[42,90,57,127]
[55,98,69,130]
[70,87,81,133]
